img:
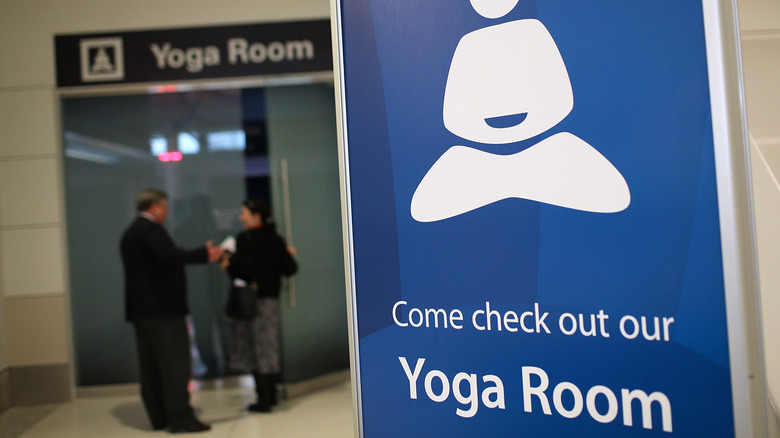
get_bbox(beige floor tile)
[2,379,354,438]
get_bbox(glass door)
[62,83,348,386]
[265,84,349,382]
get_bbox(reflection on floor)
[0,375,354,438]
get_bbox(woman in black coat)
[221,198,297,412]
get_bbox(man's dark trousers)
[133,317,196,430]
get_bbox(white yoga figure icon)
[410,0,630,222]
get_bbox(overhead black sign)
[55,20,332,88]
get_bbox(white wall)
[751,139,780,418]
[738,0,780,427]
[0,0,329,395]
[739,0,780,33]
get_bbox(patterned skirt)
[228,297,280,375]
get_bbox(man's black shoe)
[169,421,211,434]
[248,402,271,413]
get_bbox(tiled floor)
[0,377,355,438]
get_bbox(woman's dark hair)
[243,198,274,228]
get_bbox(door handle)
[281,157,297,307]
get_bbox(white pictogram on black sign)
[80,37,124,82]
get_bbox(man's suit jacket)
[120,216,208,321]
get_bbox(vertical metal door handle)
[281,158,297,307]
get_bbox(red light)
[158,152,182,162]
[155,84,179,93]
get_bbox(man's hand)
[220,253,230,270]
[205,240,223,263]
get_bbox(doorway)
[61,82,348,386]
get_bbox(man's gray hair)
[136,189,168,212]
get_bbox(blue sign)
[334,1,757,436]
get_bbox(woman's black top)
[227,227,297,299]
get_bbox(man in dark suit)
[120,188,222,434]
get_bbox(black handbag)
[226,281,258,320]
